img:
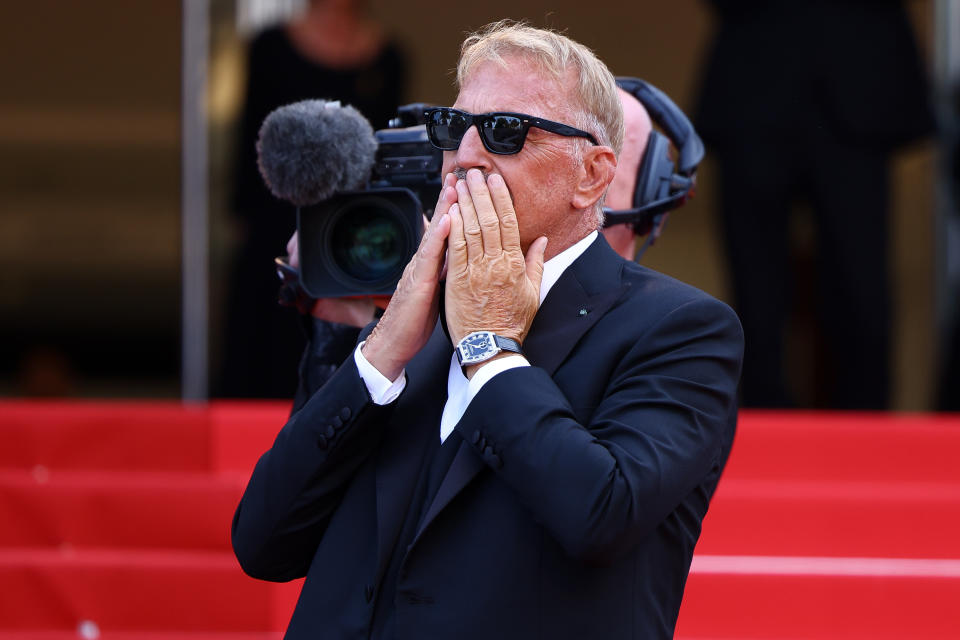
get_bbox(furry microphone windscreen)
[256,100,378,207]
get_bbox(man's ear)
[571,145,617,211]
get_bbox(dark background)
[0,1,941,408]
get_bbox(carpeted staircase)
[2,402,958,638]
[0,401,299,639]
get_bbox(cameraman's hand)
[286,231,304,271]
[285,232,385,328]
[445,170,546,374]
[361,173,457,380]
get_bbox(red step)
[697,477,960,558]
[0,634,281,640]
[207,403,291,474]
[0,548,299,632]
[0,471,247,550]
[5,469,959,558]
[0,402,211,473]
[0,401,291,475]
[5,403,957,480]
[725,411,960,484]
[676,556,960,639]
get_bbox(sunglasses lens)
[427,109,469,150]
[481,115,525,154]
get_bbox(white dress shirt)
[355,230,599,442]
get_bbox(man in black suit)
[233,20,743,639]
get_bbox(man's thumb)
[525,236,548,287]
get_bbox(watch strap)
[491,335,523,357]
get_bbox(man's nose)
[453,124,493,171]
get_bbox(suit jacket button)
[472,430,481,444]
[339,407,352,420]
[331,415,343,429]
[323,424,335,438]
[317,435,328,449]
[483,445,495,457]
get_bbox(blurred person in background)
[695,0,934,409]
[938,82,960,411]
[217,0,407,398]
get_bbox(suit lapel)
[524,269,592,371]
[373,322,450,585]
[411,437,484,546]
[412,235,628,542]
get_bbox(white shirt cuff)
[464,354,529,405]
[354,341,406,405]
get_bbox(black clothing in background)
[217,26,406,398]
[291,318,362,411]
[695,0,934,408]
[938,85,960,411]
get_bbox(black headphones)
[604,77,704,252]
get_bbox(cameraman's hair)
[456,20,624,157]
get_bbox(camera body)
[297,104,443,298]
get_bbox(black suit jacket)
[232,236,744,639]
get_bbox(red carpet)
[1,401,958,638]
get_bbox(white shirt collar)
[538,230,598,304]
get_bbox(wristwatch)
[455,331,523,367]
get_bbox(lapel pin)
[578,308,588,316]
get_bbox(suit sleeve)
[231,356,393,581]
[454,296,743,563]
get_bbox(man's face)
[440,56,585,256]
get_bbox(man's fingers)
[433,173,458,222]
[455,177,483,261]
[411,206,450,283]
[487,173,520,253]
[446,203,467,275]
[414,179,455,267]
[466,169,503,257]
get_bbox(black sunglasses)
[424,107,599,155]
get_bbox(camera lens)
[329,200,409,284]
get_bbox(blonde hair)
[456,20,624,156]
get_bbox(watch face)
[459,332,497,363]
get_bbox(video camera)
[272,103,442,306]
[296,103,443,299]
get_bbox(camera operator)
[218,0,407,399]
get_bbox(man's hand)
[360,173,458,380]
[445,169,547,353]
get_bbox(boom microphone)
[256,99,433,299]
[256,99,378,207]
